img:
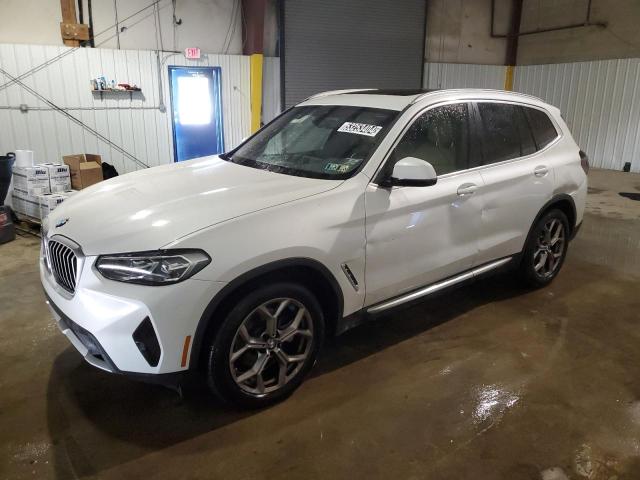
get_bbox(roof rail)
[305,89,373,101]
[410,88,544,105]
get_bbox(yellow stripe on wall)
[250,53,263,133]
[504,65,515,91]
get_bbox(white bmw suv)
[41,88,588,407]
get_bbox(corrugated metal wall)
[423,62,506,90]
[0,43,251,174]
[262,56,281,124]
[514,59,640,173]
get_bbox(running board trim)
[366,257,513,314]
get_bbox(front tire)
[206,282,324,408]
[518,209,570,288]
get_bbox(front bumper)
[46,291,119,372]
[41,245,226,377]
[46,292,200,386]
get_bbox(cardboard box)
[40,163,71,193]
[10,190,25,216]
[63,154,103,190]
[12,165,50,196]
[11,187,41,220]
[38,193,66,220]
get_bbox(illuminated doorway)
[168,66,225,162]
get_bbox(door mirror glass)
[385,157,437,187]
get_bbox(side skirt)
[335,256,514,334]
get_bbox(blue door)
[168,66,225,162]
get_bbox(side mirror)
[381,157,437,187]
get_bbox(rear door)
[472,101,558,264]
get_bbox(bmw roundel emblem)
[55,218,69,228]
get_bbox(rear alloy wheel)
[519,209,570,288]
[533,218,566,278]
[207,283,324,408]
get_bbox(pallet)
[14,212,42,230]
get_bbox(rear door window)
[516,107,536,156]
[477,103,521,164]
[523,107,559,150]
[476,102,539,164]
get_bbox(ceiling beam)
[60,0,86,46]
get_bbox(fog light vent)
[132,317,161,367]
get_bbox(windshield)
[223,105,399,179]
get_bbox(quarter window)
[389,103,469,176]
[477,102,535,164]
[523,107,559,150]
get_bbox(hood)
[45,156,342,255]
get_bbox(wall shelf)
[91,89,143,101]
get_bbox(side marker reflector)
[181,335,192,368]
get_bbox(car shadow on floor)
[46,271,530,479]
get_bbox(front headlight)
[95,250,211,285]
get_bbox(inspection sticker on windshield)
[337,122,383,137]
[324,162,351,173]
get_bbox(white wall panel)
[262,57,281,124]
[514,59,640,172]
[0,43,251,174]
[423,62,506,90]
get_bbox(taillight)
[0,211,8,226]
[579,150,589,175]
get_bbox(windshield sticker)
[324,162,351,173]
[337,122,383,137]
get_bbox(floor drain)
[619,192,640,201]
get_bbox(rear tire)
[206,282,324,409]
[518,209,570,288]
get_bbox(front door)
[364,103,483,306]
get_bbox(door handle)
[534,165,549,177]
[457,183,478,196]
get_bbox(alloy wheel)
[533,218,565,277]
[229,298,314,396]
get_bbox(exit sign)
[185,47,201,59]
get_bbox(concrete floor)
[1,169,639,480]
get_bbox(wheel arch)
[189,258,344,370]
[523,194,577,251]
